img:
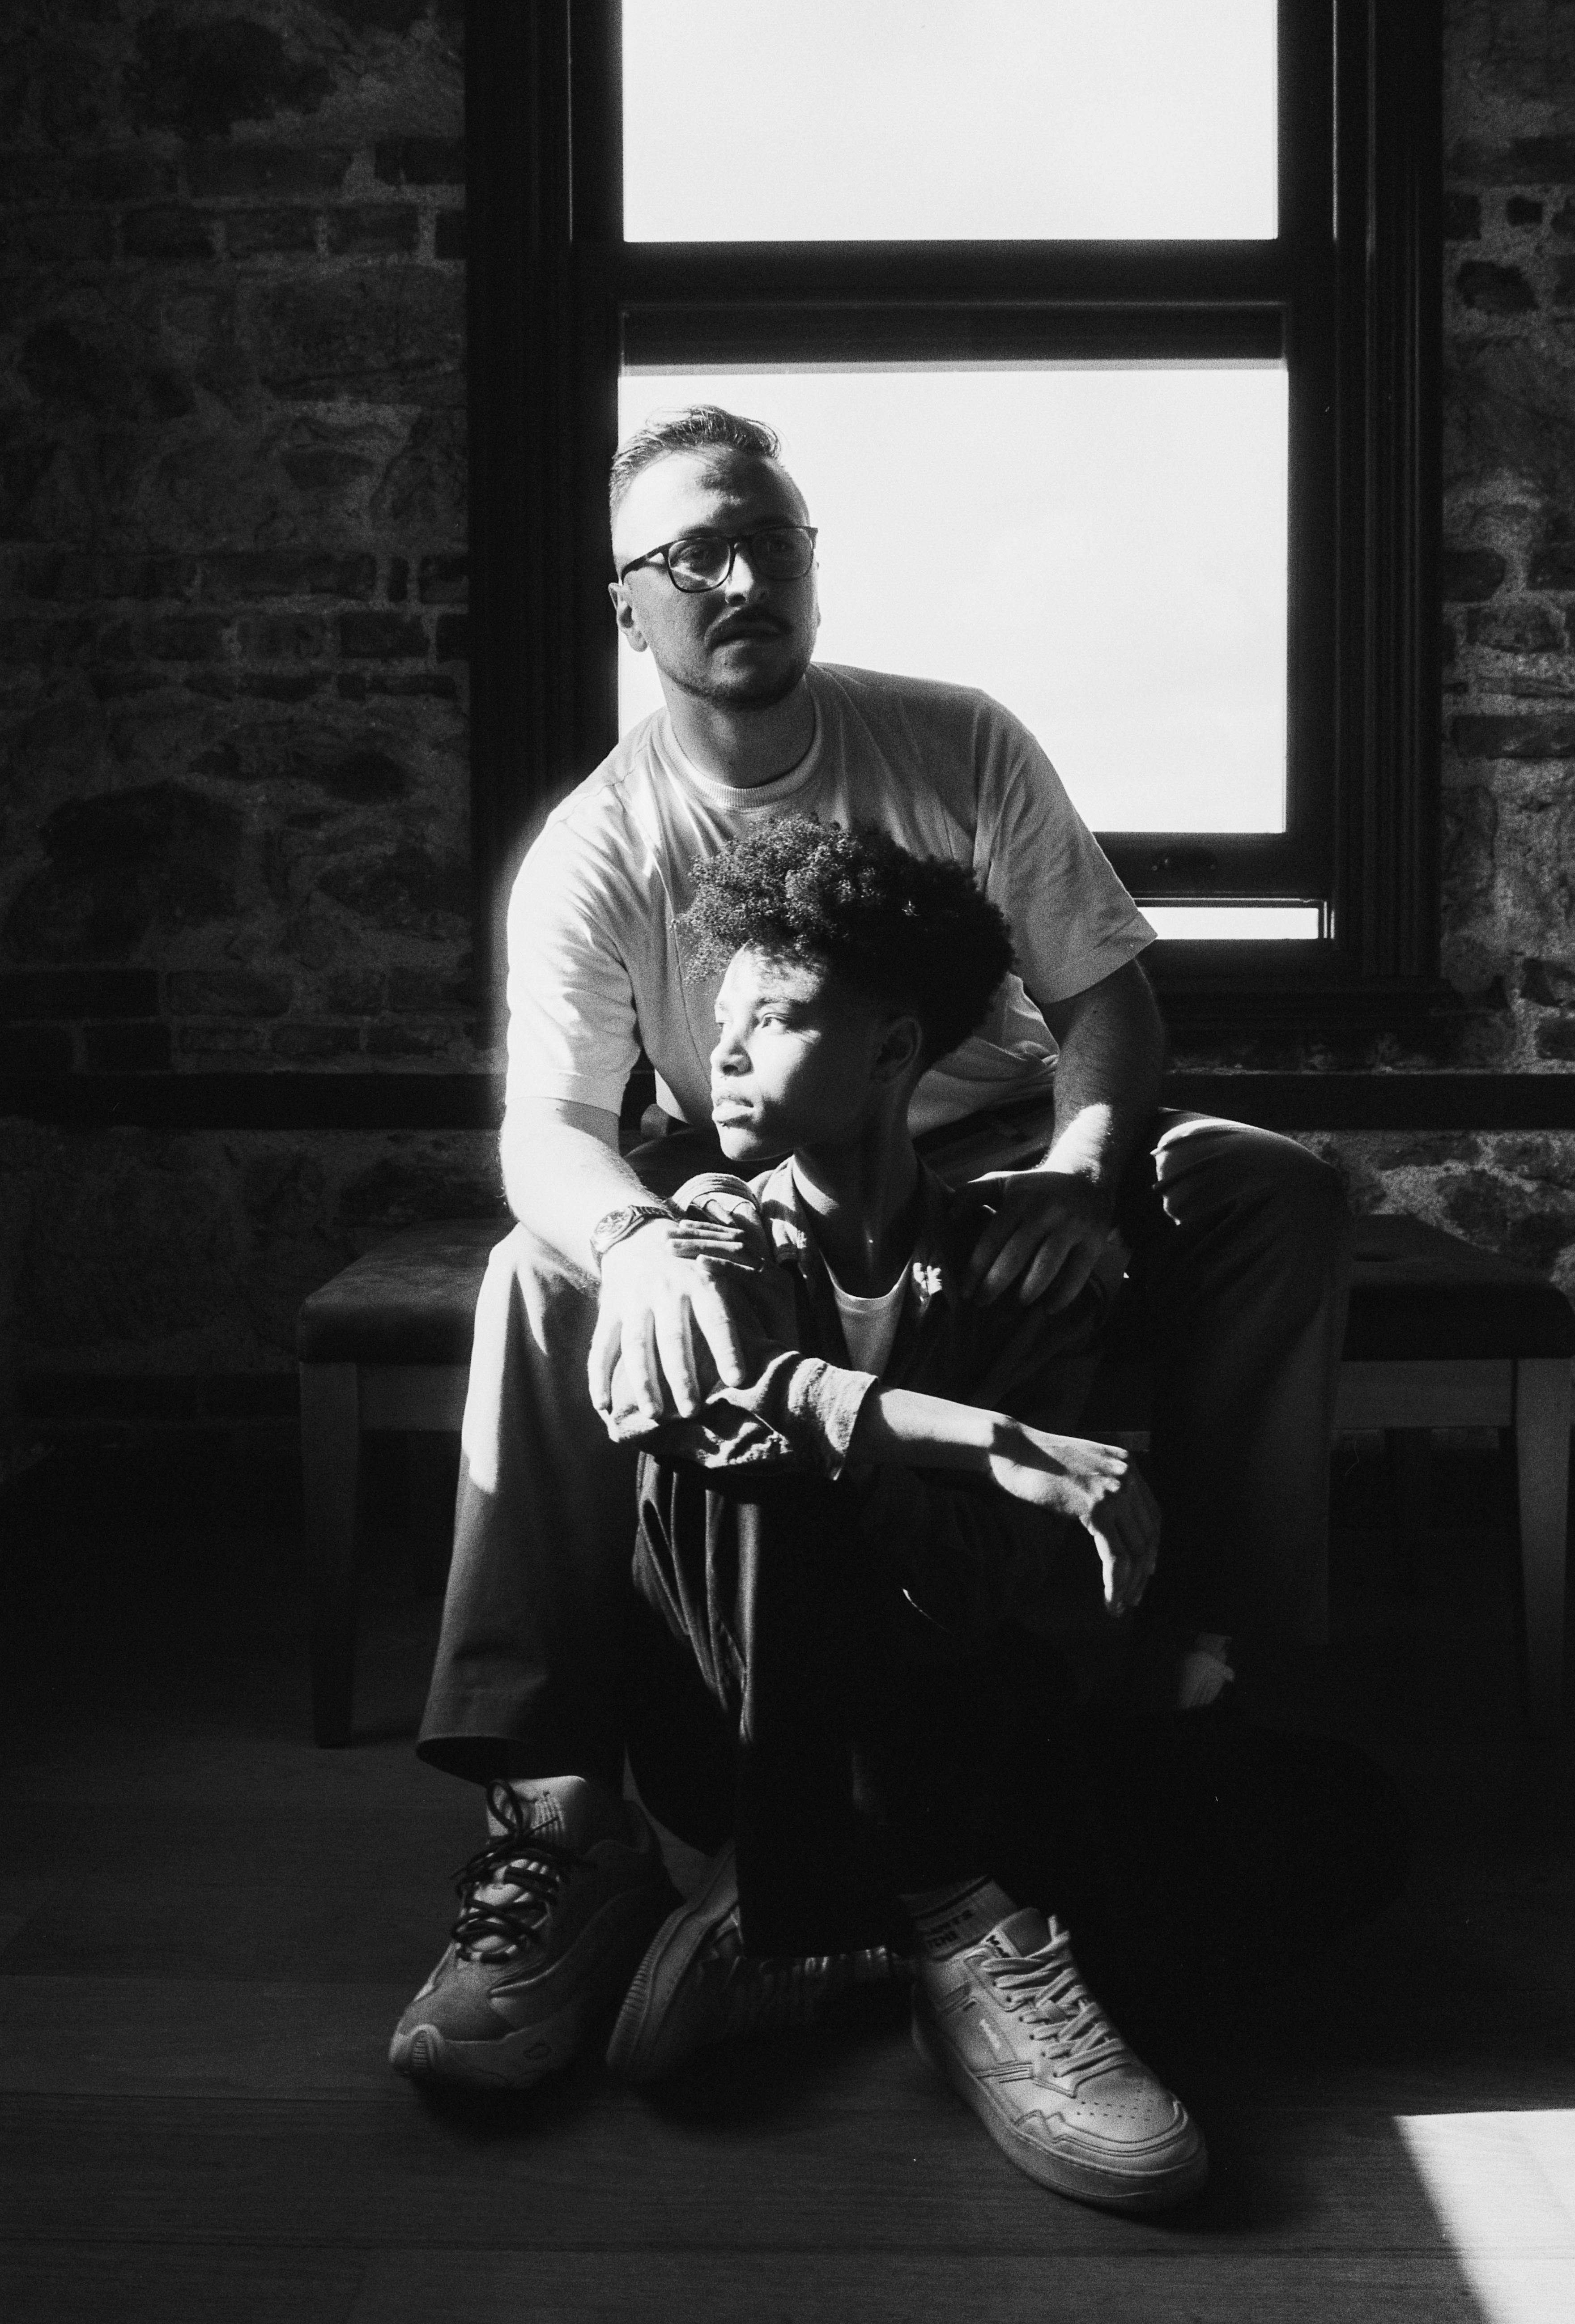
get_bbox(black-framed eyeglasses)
[616,524,818,593]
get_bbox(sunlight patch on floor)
[1397,2111,1575,2324]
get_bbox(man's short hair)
[609,405,783,533]
[682,817,1016,1068]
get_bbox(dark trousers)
[417,1108,1352,1787]
[625,1462,1061,1956]
[623,1457,1409,1974]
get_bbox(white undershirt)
[826,1268,909,1377]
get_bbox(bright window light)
[617,366,1289,835]
[1146,907,1319,939]
[1398,2111,1575,2324]
[623,1,1277,242]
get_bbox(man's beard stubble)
[671,648,813,713]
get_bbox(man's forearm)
[1039,960,1165,1203]
[501,1096,651,1269]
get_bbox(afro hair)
[681,816,1016,1066]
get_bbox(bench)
[298,1211,1574,1747]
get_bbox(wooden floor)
[2,1432,1574,2324]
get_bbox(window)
[621,2,1278,244]
[466,1,1443,1033]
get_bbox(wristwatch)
[589,1200,675,1271]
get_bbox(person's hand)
[587,1220,754,1427]
[959,1168,1114,1308]
[985,1422,1159,1616]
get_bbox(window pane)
[617,366,1288,834]
[623,1,1277,243]
[1146,907,1320,939]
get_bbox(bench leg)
[1514,1357,1571,1739]
[407,1433,460,1600]
[300,1362,362,1748]
[1384,1429,1433,1592]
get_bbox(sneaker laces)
[448,1780,588,1964]
[981,1923,1129,2089]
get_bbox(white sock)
[490,1771,626,1848]
[901,1874,1018,1960]
[463,1776,626,1961]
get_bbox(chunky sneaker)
[389,1775,675,2090]
[913,1907,1208,2211]
[605,1842,898,2085]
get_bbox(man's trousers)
[417,1110,1353,1786]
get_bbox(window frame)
[464,0,1444,1039]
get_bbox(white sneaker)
[913,1906,1208,2211]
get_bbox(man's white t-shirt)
[504,662,1155,1140]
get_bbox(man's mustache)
[708,614,789,642]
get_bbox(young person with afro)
[598,815,1206,2212]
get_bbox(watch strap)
[589,1200,675,1269]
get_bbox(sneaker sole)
[605,1844,739,2085]
[389,2018,563,2088]
[911,1999,1209,2213]
[390,1880,675,2092]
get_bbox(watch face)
[592,1203,665,1258]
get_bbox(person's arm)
[607,1182,1152,1612]
[961,957,1165,1309]
[847,1384,1158,1616]
[503,1095,753,1422]
[617,1345,1155,1616]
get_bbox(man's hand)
[587,1220,754,1427]
[959,1168,1114,1308]
[985,1422,1159,1615]
[959,957,1163,1309]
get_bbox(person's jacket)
[606,1156,1118,1632]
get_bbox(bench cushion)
[1344,1213,1575,1361]
[294,1208,1575,1372]
[297,1218,511,1365]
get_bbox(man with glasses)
[391,406,1350,2144]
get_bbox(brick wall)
[0,0,477,1080]
[2,0,1575,1457]
[1306,0,1575,1294]
[0,1,496,1456]
[1440,0,1575,1064]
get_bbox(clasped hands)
[587,1211,762,1434]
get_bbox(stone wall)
[0,0,490,1454]
[0,1117,500,1442]
[1324,0,1575,1296]
[0,0,474,1079]
[1,0,1575,1457]
[1441,0,1575,1062]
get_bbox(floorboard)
[0,2081,1477,2248]
[344,2246,1485,2324]
[1,1436,1571,2322]
[0,2244,367,2324]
